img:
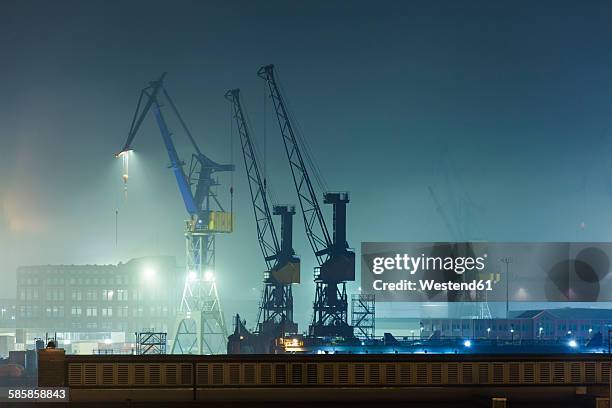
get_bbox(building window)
[71,289,82,301]
[47,288,64,301]
[102,290,114,301]
[116,289,128,301]
[117,306,128,317]
[101,307,113,317]
[71,307,82,316]
[86,307,97,317]
[86,290,97,301]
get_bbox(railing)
[38,353,612,388]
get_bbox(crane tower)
[258,65,355,339]
[117,73,234,354]
[226,89,300,352]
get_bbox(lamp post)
[500,257,513,319]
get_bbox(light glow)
[143,267,156,280]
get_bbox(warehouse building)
[420,308,612,340]
[15,256,181,352]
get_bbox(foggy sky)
[3,0,612,327]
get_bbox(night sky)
[3,0,612,327]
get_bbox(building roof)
[513,307,612,320]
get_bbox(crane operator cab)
[186,211,233,234]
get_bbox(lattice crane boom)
[225,89,280,270]
[257,65,332,265]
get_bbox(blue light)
[463,340,472,348]
[568,339,578,348]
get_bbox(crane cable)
[263,78,267,195]
[229,99,234,229]
[260,79,279,206]
[276,74,329,194]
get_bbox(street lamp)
[500,257,513,318]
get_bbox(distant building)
[15,256,181,346]
[420,308,612,340]
[0,298,16,328]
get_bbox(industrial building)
[14,256,181,352]
[420,308,612,340]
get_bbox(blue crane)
[118,72,234,226]
[117,72,234,354]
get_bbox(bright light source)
[116,149,134,158]
[143,267,156,280]
[188,271,197,282]
[463,340,472,348]
[204,269,214,281]
[104,338,112,345]
[589,328,593,333]
[568,339,578,348]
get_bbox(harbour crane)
[117,72,234,354]
[258,65,355,339]
[225,89,300,349]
